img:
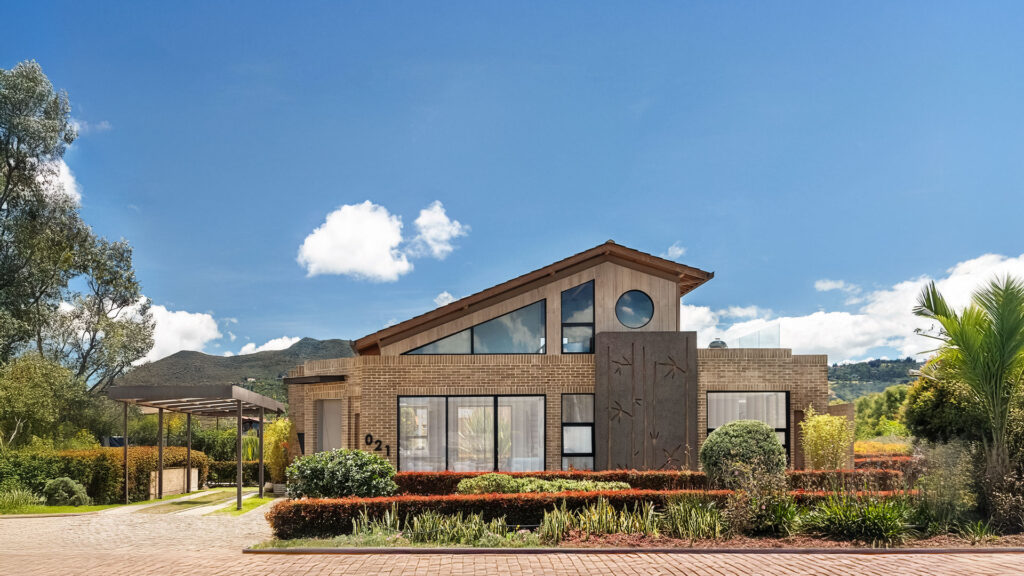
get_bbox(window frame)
[403,300,547,355]
[397,394,547,472]
[614,289,654,329]
[561,280,595,355]
[705,390,791,456]
[560,393,595,470]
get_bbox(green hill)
[115,337,355,404]
[829,357,923,402]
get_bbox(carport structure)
[107,385,286,509]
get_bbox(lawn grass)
[0,490,217,515]
[138,487,256,515]
[209,496,277,516]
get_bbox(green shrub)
[348,505,539,547]
[662,495,724,540]
[455,473,630,495]
[802,493,912,546]
[720,460,796,536]
[912,441,978,534]
[800,406,854,470]
[0,486,42,513]
[538,497,661,543]
[42,477,92,506]
[699,420,786,487]
[0,447,209,504]
[264,418,293,484]
[286,449,397,499]
[988,472,1024,534]
[208,460,261,485]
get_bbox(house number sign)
[364,433,391,457]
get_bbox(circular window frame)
[615,290,654,329]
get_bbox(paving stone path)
[1,499,1022,575]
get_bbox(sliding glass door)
[399,395,545,472]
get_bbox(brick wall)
[697,348,829,465]
[289,347,829,470]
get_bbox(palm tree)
[914,276,1024,480]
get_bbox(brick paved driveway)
[1,502,1022,575]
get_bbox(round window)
[615,290,654,329]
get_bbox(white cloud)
[142,304,222,363]
[296,200,469,282]
[663,242,686,260]
[297,201,411,281]
[683,252,1024,363]
[409,201,468,259]
[814,279,860,294]
[237,336,300,355]
[228,331,237,342]
[434,291,457,307]
[36,159,81,204]
[223,351,235,357]
[719,305,769,319]
[71,118,112,135]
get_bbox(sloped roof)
[354,240,713,354]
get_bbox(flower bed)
[265,487,914,540]
[393,468,903,495]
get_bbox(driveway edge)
[243,546,1024,555]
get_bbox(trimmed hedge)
[393,469,904,495]
[0,447,209,504]
[265,487,916,540]
[208,460,261,485]
[266,489,733,539]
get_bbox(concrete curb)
[243,546,1024,555]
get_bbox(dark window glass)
[561,394,594,470]
[562,281,595,354]
[561,282,594,323]
[405,329,471,355]
[472,301,546,354]
[615,290,654,329]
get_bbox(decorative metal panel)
[595,332,698,470]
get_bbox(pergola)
[107,385,286,510]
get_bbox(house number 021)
[364,434,391,457]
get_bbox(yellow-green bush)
[800,406,855,470]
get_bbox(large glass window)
[405,329,471,355]
[498,397,545,471]
[398,395,545,472]
[405,300,546,355]
[448,397,494,472]
[562,394,594,470]
[561,281,594,353]
[707,391,789,451]
[615,290,654,329]
[398,397,446,471]
[473,301,546,354]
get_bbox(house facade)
[285,241,830,472]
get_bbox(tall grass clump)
[662,495,724,540]
[803,493,913,546]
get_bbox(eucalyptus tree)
[0,60,154,393]
[914,276,1024,480]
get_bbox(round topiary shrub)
[286,449,397,499]
[42,477,92,506]
[699,420,786,487]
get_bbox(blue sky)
[8,2,1024,363]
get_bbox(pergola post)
[186,413,192,493]
[157,407,164,500]
[258,407,265,498]
[123,401,129,504]
[236,399,243,510]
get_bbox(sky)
[7,2,1024,364]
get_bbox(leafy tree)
[903,362,988,443]
[853,385,908,438]
[0,60,153,393]
[914,277,1024,480]
[0,355,81,449]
